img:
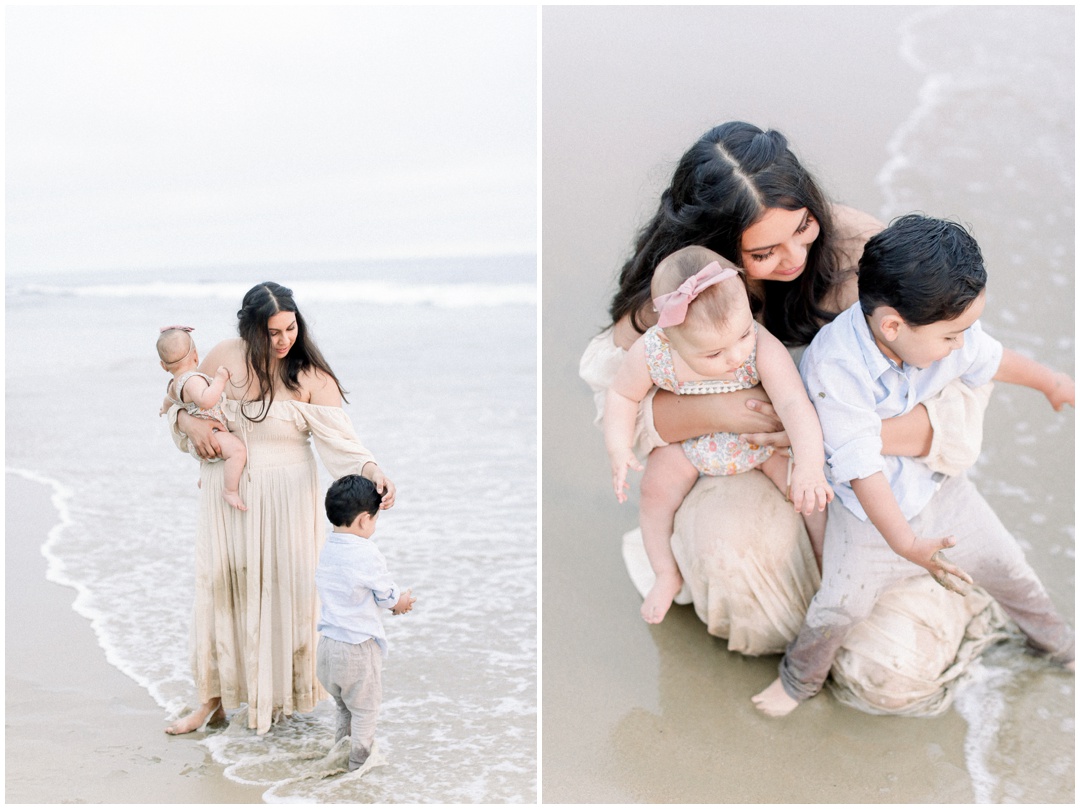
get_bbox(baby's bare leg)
[759,453,824,572]
[638,443,700,624]
[212,429,248,511]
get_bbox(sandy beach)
[542,5,1073,803]
[5,473,267,803]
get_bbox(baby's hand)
[901,534,973,595]
[392,588,416,615]
[609,448,644,504]
[788,466,833,516]
[215,366,231,381]
[1045,372,1074,411]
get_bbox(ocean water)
[6,254,538,802]
[880,6,1074,802]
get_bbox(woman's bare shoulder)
[299,365,343,406]
[200,337,245,368]
[830,203,884,246]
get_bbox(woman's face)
[739,206,820,283]
[267,310,298,360]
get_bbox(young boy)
[752,214,1075,717]
[316,474,416,769]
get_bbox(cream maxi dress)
[169,397,376,734]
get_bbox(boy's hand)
[392,588,416,615]
[788,466,833,516]
[609,448,644,504]
[901,534,973,595]
[1046,372,1074,411]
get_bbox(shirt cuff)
[827,435,885,484]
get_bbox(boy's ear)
[876,306,905,342]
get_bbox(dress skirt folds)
[170,399,375,734]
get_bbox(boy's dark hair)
[858,214,987,326]
[325,474,381,528]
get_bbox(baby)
[157,326,247,511]
[606,246,833,623]
[753,214,1075,717]
[316,474,416,772]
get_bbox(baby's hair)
[859,214,987,326]
[325,474,381,528]
[157,329,195,367]
[652,246,747,332]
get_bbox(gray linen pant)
[779,473,1075,702]
[316,636,383,770]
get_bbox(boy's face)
[874,290,987,369]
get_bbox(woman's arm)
[302,367,396,508]
[652,386,785,444]
[880,406,933,457]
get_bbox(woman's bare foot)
[641,570,683,624]
[223,490,247,511]
[165,699,225,734]
[751,677,800,717]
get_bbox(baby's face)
[669,295,756,379]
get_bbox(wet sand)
[5,473,266,803]
[541,5,1073,803]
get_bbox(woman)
[165,282,395,734]
[582,122,1002,714]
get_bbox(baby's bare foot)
[165,700,225,735]
[641,571,683,624]
[751,677,800,717]
[223,490,247,511]
[1064,659,1075,673]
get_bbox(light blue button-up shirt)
[800,302,1002,521]
[315,531,401,655]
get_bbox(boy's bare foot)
[223,490,247,511]
[641,570,683,624]
[165,699,225,734]
[751,677,800,717]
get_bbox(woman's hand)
[738,399,791,449]
[363,462,396,509]
[179,411,223,460]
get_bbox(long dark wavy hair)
[237,282,347,421]
[610,121,844,346]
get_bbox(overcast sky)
[6,5,537,277]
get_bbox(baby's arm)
[994,349,1074,411]
[850,473,973,594]
[604,337,654,503]
[755,328,833,515]
[183,367,231,412]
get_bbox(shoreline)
[4,472,267,804]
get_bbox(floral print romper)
[644,324,773,476]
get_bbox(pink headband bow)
[159,325,194,334]
[653,262,738,328]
